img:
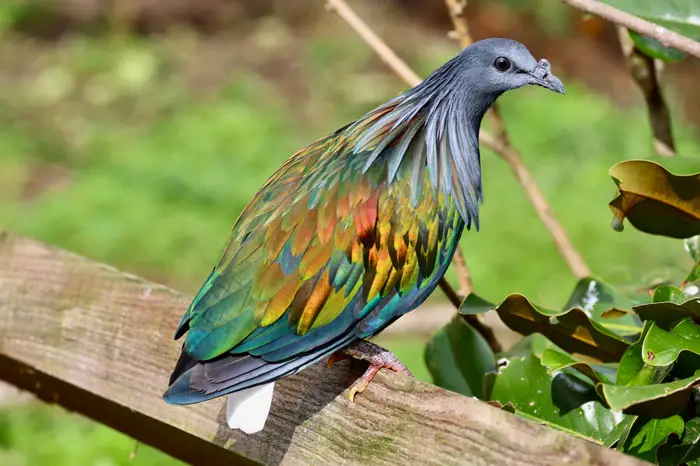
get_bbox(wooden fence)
[0,230,646,465]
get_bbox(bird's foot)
[327,340,413,402]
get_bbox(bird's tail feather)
[226,383,275,434]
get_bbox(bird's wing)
[168,99,463,396]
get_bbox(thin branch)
[478,132,591,278]
[438,279,502,353]
[324,0,420,87]
[325,0,475,299]
[444,0,472,47]
[561,0,700,60]
[617,27,676,157]
[443,0,592,278]
[451,247,474,295]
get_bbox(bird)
[163,38,565,434]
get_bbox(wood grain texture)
[0,231,647,466]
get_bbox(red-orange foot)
[328,340,413,401]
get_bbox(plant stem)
[617,27,676,157]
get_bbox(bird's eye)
[494,57,511,72]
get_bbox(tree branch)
[325,0,475,300]
[444,0,472,47]
[617,27,676,157]
[561,0,700,60]
[324,0,420,87]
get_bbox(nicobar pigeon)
[163,38,565,434]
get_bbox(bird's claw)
[327,340,413,402]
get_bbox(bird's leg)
[327,340,413,401]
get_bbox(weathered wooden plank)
[0,231,646,466]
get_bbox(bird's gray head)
[455,38,565,99]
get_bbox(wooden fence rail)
[0,231,646,465]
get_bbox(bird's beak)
[528,58,565,94]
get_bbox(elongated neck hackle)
[352,56,499,230]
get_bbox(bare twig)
[617,27,676,157]
[442,0,592,278]
[561,0,700,60]
[444,0,472,47]
[325,0,420,87]
[451,247,474,295]
[438,280,502,352]
[325,0,475,300]
[478,133,591,278]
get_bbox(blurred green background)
[1,0,699,464]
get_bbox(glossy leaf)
[425,316,496,399]
[601,0,700,40]
[460,292,630,362]
[628,30,686,62]
[623,416,685,463]
[609,160,700,239]
[604,416,638,450]
[488,345,631,444]
[657,417,700,466]
[652,285,687,304]
[642,319,700,367]
[563,277,641,336]
[541,349,615,385]
[634,298,700,330]
[600,371,700,416]
[617,321,672,387]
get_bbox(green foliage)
[628,31,686,62]
[601,0,700,61]
[488,337,630,444]
[0,404,181,465]
[601,0,700,39]
[427,161,700,465]
[609,160,700,239]
[460,278,636,362]
[424,317,495,397]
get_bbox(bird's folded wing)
[172,98,461,369]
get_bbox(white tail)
[226,383,275,434]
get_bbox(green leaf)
[617,322,672,387]
[628,30,686,62]
[488,346,631,444]
[600,371,700,417]
[601,0,700,40]
[425,316,496,399]
[623,416,685,463]
[635,298,700,330]
[642,319,700,367]
[604,416,638,449]
[460,291,631,362]
[652,285,687,304]
[608,160,700,239]
[541,349,615,385]
[563,277,641,336]
[658,417,700,466]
